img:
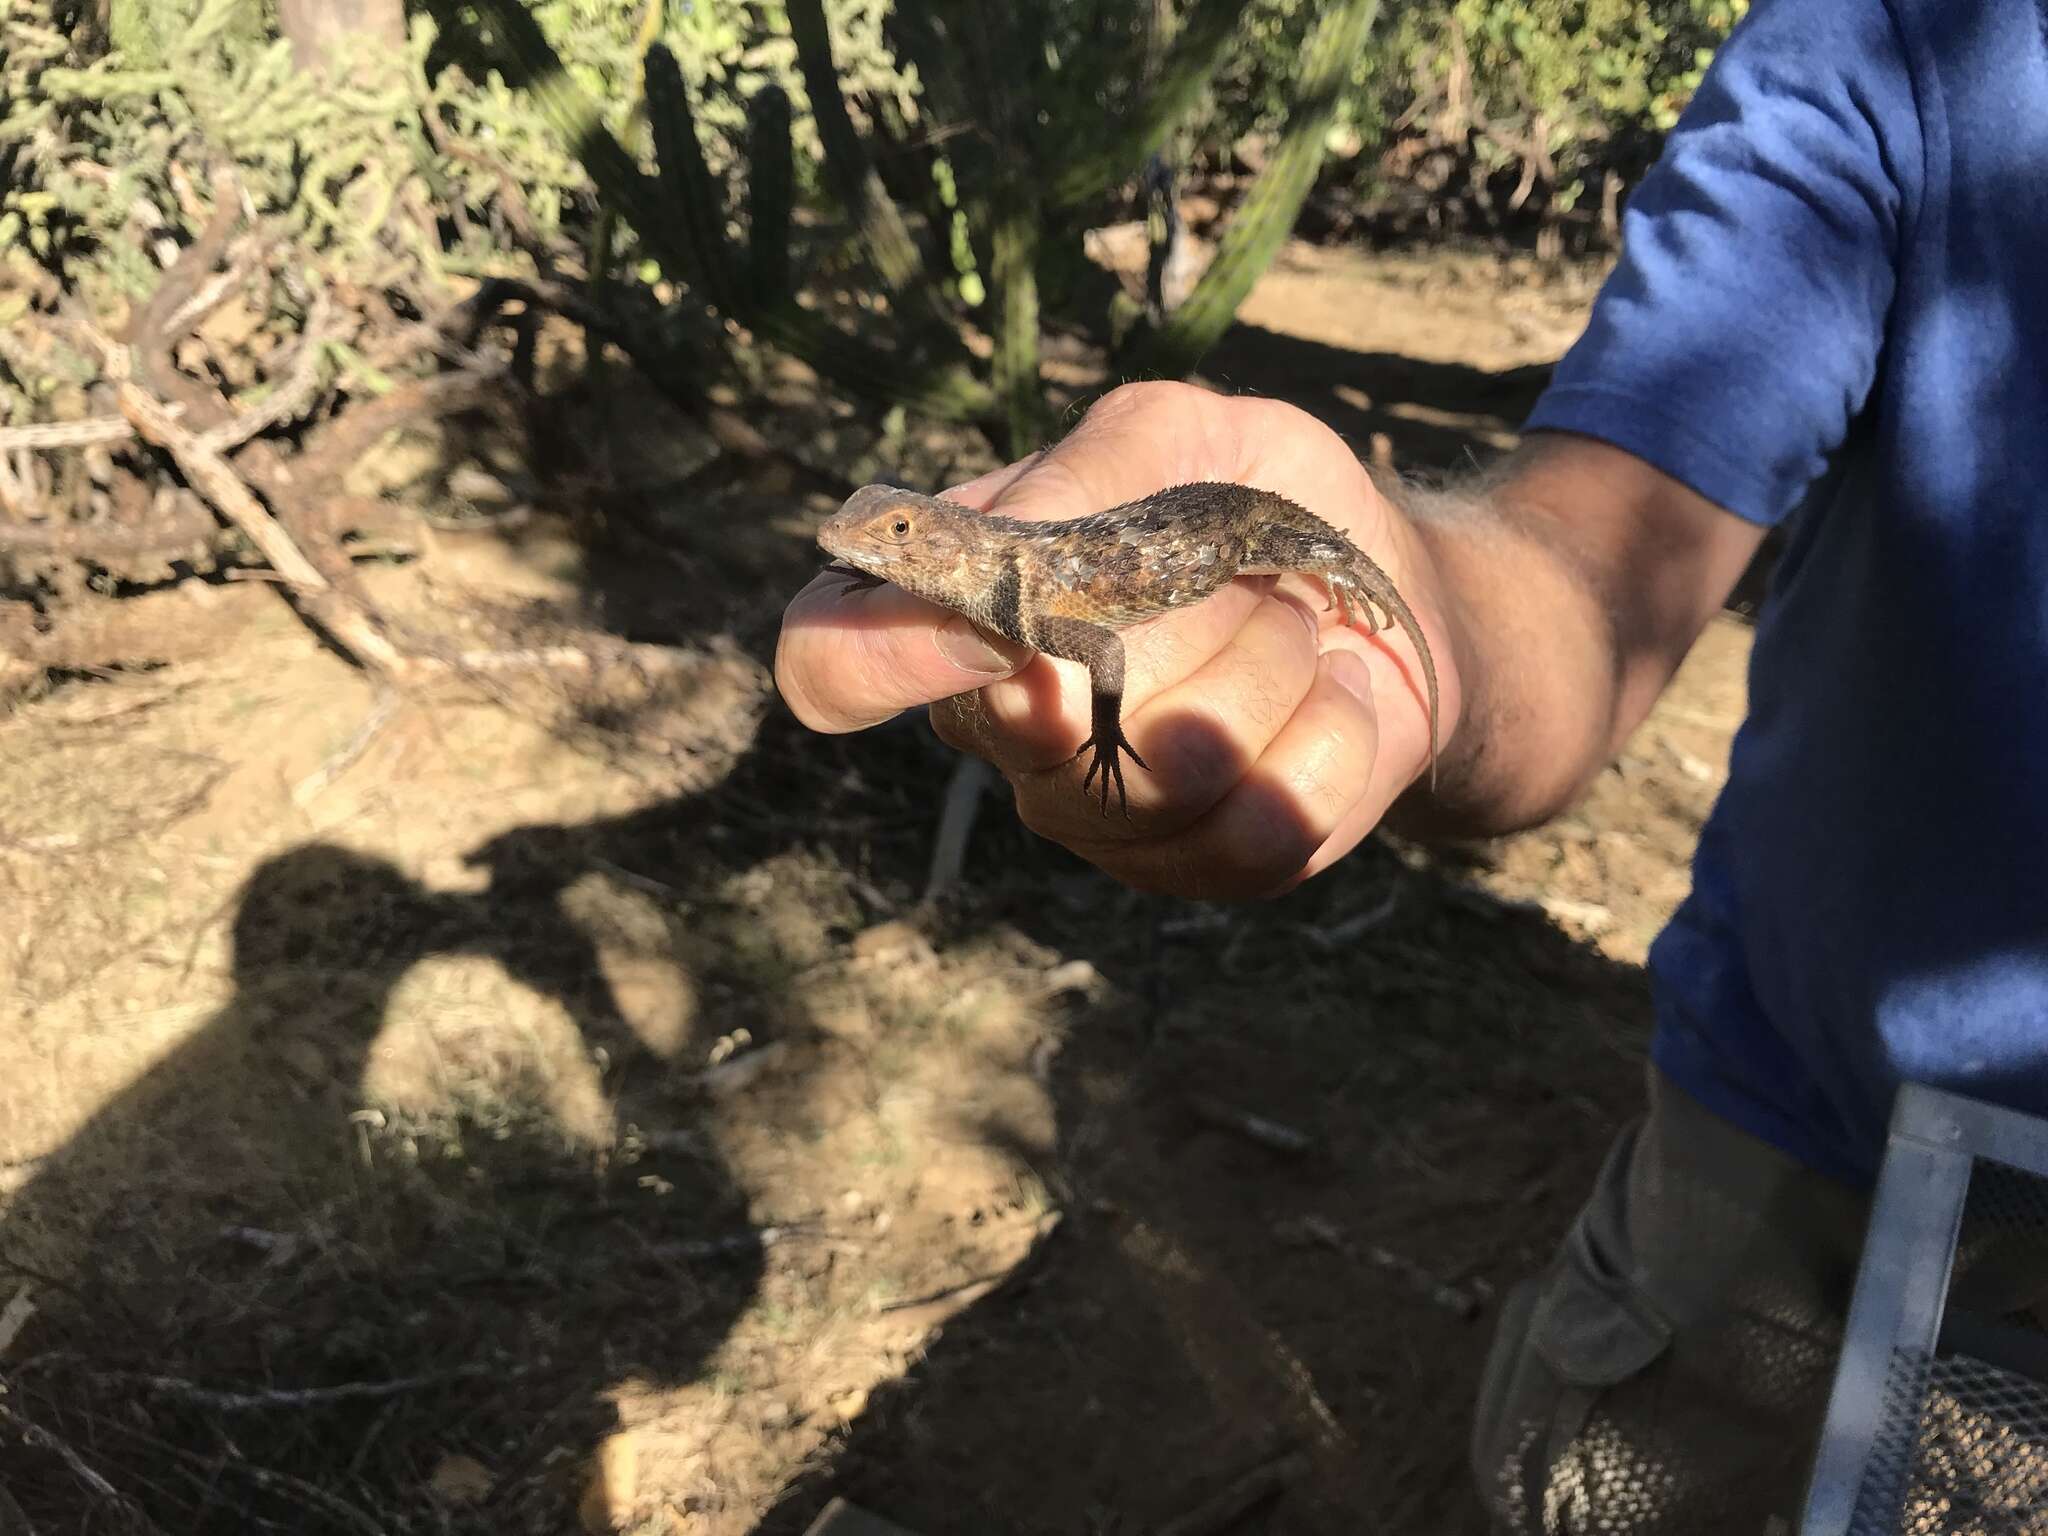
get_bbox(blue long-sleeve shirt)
[1523,0,2048,1184]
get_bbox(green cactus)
[442,0,1389,454]
[990,209,1044,460]
[1122,0,1382,380]
[746,83,794,309]
[645,43,744,316]
[441,0,994,423]
[783,0,922,299]
[586,0,668,295]
[1049,0,1251,210]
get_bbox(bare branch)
[116,380,408,675]
[89,1363,509,1412]
[0,1396,168,1536]
[195,288,339,454]
[0,418,135,451]
[0,501,218,558]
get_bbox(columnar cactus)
[443,0,1383,448]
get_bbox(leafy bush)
[1205,0,1747,220]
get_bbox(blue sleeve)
[1524,0,1923,526]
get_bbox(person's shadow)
[1,839,765,1532]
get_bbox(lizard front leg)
[1034,616,1148,817]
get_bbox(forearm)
[1384,433,1762,839]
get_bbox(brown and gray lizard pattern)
[817,481,1439,815]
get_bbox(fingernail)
[1324,649,1378,715]
[936,616,1031,676]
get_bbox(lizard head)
[816,484,979,580]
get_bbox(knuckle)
[1202,796,1323,899]
[1144,720,1249,808]
[1091,378,1203,424]
[928,695,985,754]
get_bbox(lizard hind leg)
[1035,617,1149,818]
[1079,710,1149,818]
[1324,570,1386,636]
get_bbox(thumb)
[775,572,1033,734]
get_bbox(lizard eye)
[890,517,911,536]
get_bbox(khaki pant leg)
[1471,1068,1870,1535]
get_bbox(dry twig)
[195,290,338,454]
[0,1396,168,1536]
[116,380,407,673]
[1151,1449,1308,1536]
[1186,1094,1316,1156]
[89,1363,508,1412]
[0,418,135,451]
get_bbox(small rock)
[445,462,525,506]
[577,1431,638,1534]
[1040,959,1102,997]
[428,1454,493,1507]
[693,1040,789,1100]
[850,920,936,969]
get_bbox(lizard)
[815,480,1439,817]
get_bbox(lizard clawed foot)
[1326,575,1385,636]
[822,562,887,596]
[1077,724,1148,819]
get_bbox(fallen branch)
[0,500,218,559]
[0,418,136,451]
[1186,1094,1316,1156]
[89,1363,509,1412]
[1152,1449,1307,1536]
[875,1274,1004,1326]
[120,168,243,369]
[439,642,699,675]
[193,288,338,455]
[0,1396,167,1536]
[115,380,407,675]
[291,685,398,804]
[921,755,991,904]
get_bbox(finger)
[931,577,1278,776]
[775,571,1034,734]
[1005,590,1321,837]
[1087,649,1384,901]
[1270,640,1437,891]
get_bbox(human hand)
[775,382,1456,899]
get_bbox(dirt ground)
[0,239,1754,1534]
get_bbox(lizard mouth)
[816,511,912,571]
[815,523,894,569]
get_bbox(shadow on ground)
[0,835,767,1532]
[2,327,1659,1534]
